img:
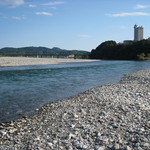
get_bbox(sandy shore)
[0,57,98,67]
[0,69,150,150]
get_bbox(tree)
[147,53,150,57]
[137,53,145,60]
[90,39,150,60]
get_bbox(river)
[0,60,150,123]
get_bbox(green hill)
[90,39,150,60]
[0,47,89,59]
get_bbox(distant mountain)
[0,46,89,58]
[51,47,65,52]
[0,47,16,51]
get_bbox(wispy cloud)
[134,4,149,9]
[79,34,92,38]
[12,16,26,20]
[35,12,53,16]
[0,0,24,7]
[108,12,150,17]
[29,4,36,8]
[51,7,57,9]
[43,1,65,6]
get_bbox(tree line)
[90,39,150,60]
[0,47,89,59]
[1,40,150,60]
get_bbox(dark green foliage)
[137,53,145,60]
[0,47,89,58]
[90,40,150,60]
[147,53,150,57]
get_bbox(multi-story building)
[134,24,143,41]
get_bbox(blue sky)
[0,0,150,51]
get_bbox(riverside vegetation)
[0,69,149,150]
[0,39,150,61]
[90,39,150,60]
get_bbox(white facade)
[134,24,143,41]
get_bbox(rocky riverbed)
[0,69,150,150]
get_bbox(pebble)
[96,146,106,150]
[114,143,120,149]
[0,69,150,150]
[143,143,149,147]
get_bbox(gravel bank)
[0,69,150,150]
[0,57,98,67]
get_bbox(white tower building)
[134,24,144,41]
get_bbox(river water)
[0,60,150,123]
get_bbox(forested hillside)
[0,47,89,58]
[90,39,150,60]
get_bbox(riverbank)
[0,69,150,150]
[0,57,98,67]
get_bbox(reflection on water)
[0,60,150,123]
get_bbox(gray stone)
[96,146,106,150]
[143,143,150,147]
[114,143,120,149]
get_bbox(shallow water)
[0,60,150,123]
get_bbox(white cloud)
[134,4,149,9]
[79,34,92,38]
[12,16,26,20]
[0,0,24,7]
[29,4,36,8]
[35,12,53,16]
[109,12,150,17]
[43,1,65,6]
